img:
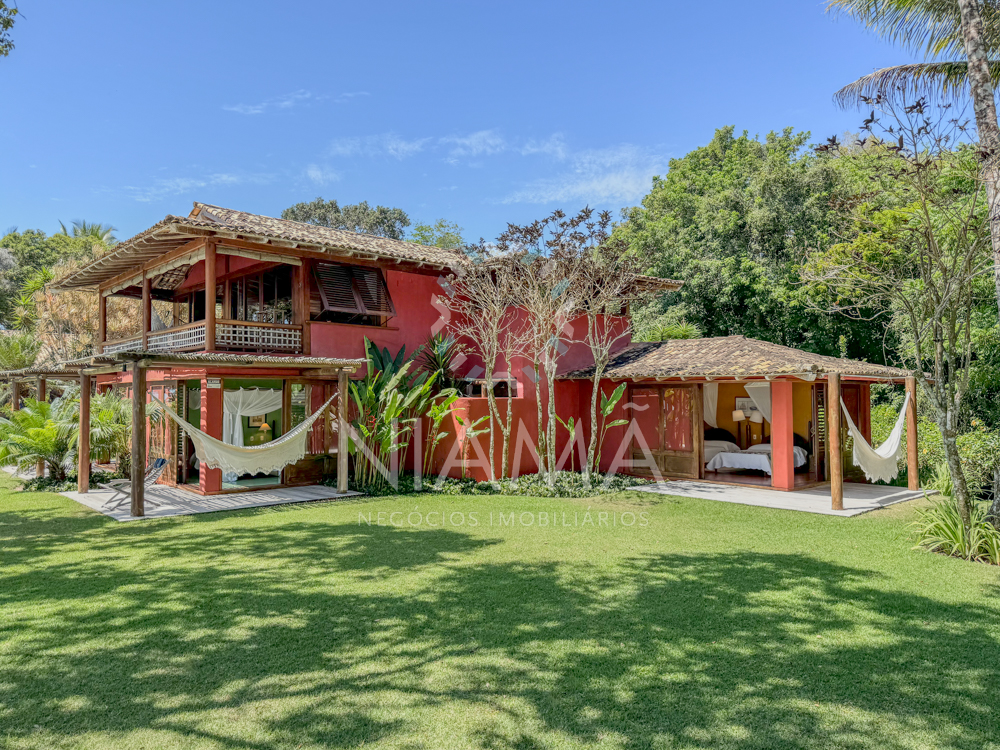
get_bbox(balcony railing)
[217,320,302,353]
[101,320,303,355]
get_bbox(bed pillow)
[705,440,741,454]
[705,427,739,444]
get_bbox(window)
[229,267,294,324]
[312,263,395,325]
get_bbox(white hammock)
[840,391,910,484]
[153,394,338,476]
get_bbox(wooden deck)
[634,480,929,516]
[62,484,360,522]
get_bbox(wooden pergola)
[0,363,87,480]
[1,351,363,517]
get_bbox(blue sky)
[0,1,918,244]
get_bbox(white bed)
[705,443,809,476]
[704,440,741,465]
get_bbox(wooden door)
[629,384,702,479]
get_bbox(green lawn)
[1,473,998,750]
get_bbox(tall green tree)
[615,126,888,361]
[281,198,410,239]
[0,230,102,328]
[409,219,465,249]
[825,0,1000,334]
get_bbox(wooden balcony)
[101,320,303,355]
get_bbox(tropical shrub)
[348,339,444,489]
[332,470,651,498]
[21,469,122,493]
[89,390,135,478]
[417,333,464,390]
[0,397,77,481]
[913,492,1000,565]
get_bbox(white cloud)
[124,173,269,203]
[305,164,339,185]
[520,133,568,159]
[328,133,430,159]
[332,91,370,104]
[223,89,318,115]
[503,144,664,205]
[440,129,506,160]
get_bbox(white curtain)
[703,383,719,428]
[841,391,910,483]
[744,383,772,423]
[155,394,337,477]
[223,388,284,447]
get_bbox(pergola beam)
[337,368,349,493]
[35,377,47,478]
[78,373,91,494]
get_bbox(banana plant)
[594,383,629,474]
[556,415,578,473]
[423,390,460,477]
[456,413,490,480]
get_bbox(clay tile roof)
[562,335,910,380]
[52,202,469,291]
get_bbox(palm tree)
[0,398,77,481]
[88,390,135,478]
[58,220,117,244]
[826,0,1000,321]
[0,331,40,409]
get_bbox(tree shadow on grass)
[0,513,998,749]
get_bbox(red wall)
[309,269,450,367]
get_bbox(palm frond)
[834,60,1000,108]
[825,0,1000,60]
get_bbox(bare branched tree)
[573,226,656,479]
[444,251,529,480]
[495,210,597,485]
[805,93,992,534]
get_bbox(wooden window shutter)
[313,263,363,314]
[352,267,396,316]
[313,263,395,317]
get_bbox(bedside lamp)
[732,409,746,448]
[258,422,272,432]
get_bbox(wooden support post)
[11,380,20,411]
[337,368,349,493]
[78,373,91,494]
[97,293,107,354]
[829,373,843,511]
[36,377,47,477]
[770,380,796,491]
[199,374,223,493]
[906,376,919,491]
[293,261,311,355]
[130,363,147,517]
[204,242,217,351]
[141,275,151,350]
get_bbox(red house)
[6,203,920,516]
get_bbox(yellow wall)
[710,381,814,445]
[793,382,812,441]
